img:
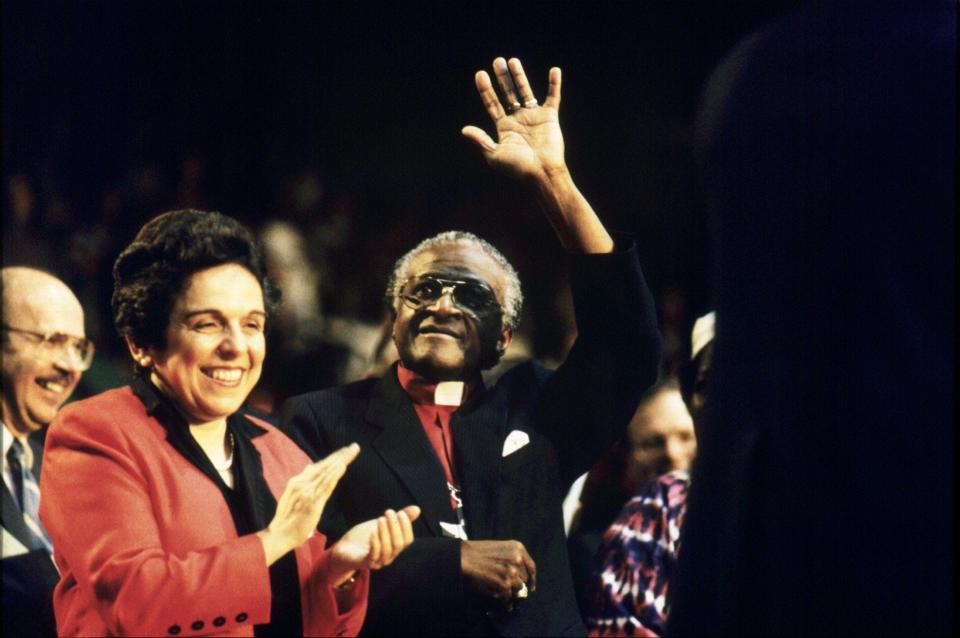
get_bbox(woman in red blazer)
[40,209,419,637]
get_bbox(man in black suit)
[2,267,93,637]
[281,57,661,636]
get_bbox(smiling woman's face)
[147,263,266,426]
[392,242,510,381]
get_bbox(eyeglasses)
[400,275,500,315]
[2,324,95,371]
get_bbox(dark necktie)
[7,439,53,552]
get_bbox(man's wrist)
[532,164,572,191]
[257,529,295,567]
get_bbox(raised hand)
[462,57,566,180]
[258,443,360,566]
[461,539,537,613]
[327,505,421,586]
[461,56,612,254]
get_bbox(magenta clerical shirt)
[395,364,474,511]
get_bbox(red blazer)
[39,386,368,637]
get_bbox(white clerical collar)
[434,381,465,407]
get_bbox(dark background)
[3,0,805,401]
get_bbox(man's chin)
[402,355,469,382]
[24,411,54,432]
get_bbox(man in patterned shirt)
[583,312,714,637]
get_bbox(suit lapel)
[366,371,452,537]
[451,388,505,540]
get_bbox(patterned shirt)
[584,469,690,637]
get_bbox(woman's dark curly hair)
[112,209,281,359]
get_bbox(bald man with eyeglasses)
[2,266,93,637]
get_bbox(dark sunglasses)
[400,275,500,314]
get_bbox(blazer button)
[191,620,204,630]
[213,616,226,627]
[235,612,248,623]
[167,625,181,635]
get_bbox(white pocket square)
[501,430,530,457]
[440,521,469,540]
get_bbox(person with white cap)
[583,311,715,637]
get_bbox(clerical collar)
[396,364,474,407]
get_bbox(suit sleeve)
[537,234,662,487]
[298,533,370,638]
[366,537,468,630]
[1,549,59,637]
[39,407,273,637]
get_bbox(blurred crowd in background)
[5,1,804,412]
[3,149,688,411]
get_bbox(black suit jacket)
[281,242,660,636]
[2,430,59,638]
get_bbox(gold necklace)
[211,431,235,472]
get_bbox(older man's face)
[1,281,86,435]
[392,242,511,381]
[625,386,697,492]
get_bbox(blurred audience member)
[623,381,696,493]
[251,219,384,412]
[262,220,324,339]
[567,375,695,616]
[2,174,59,272]
[583,312,714,636]
[253,218,337,411]
[668,3,953,636]
[678,311,713,425]
[2,267,93,638]
[656,288,689,376]
[175,152,211,210]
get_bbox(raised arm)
[462,57,613,254]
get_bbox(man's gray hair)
[385,231,523,331]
